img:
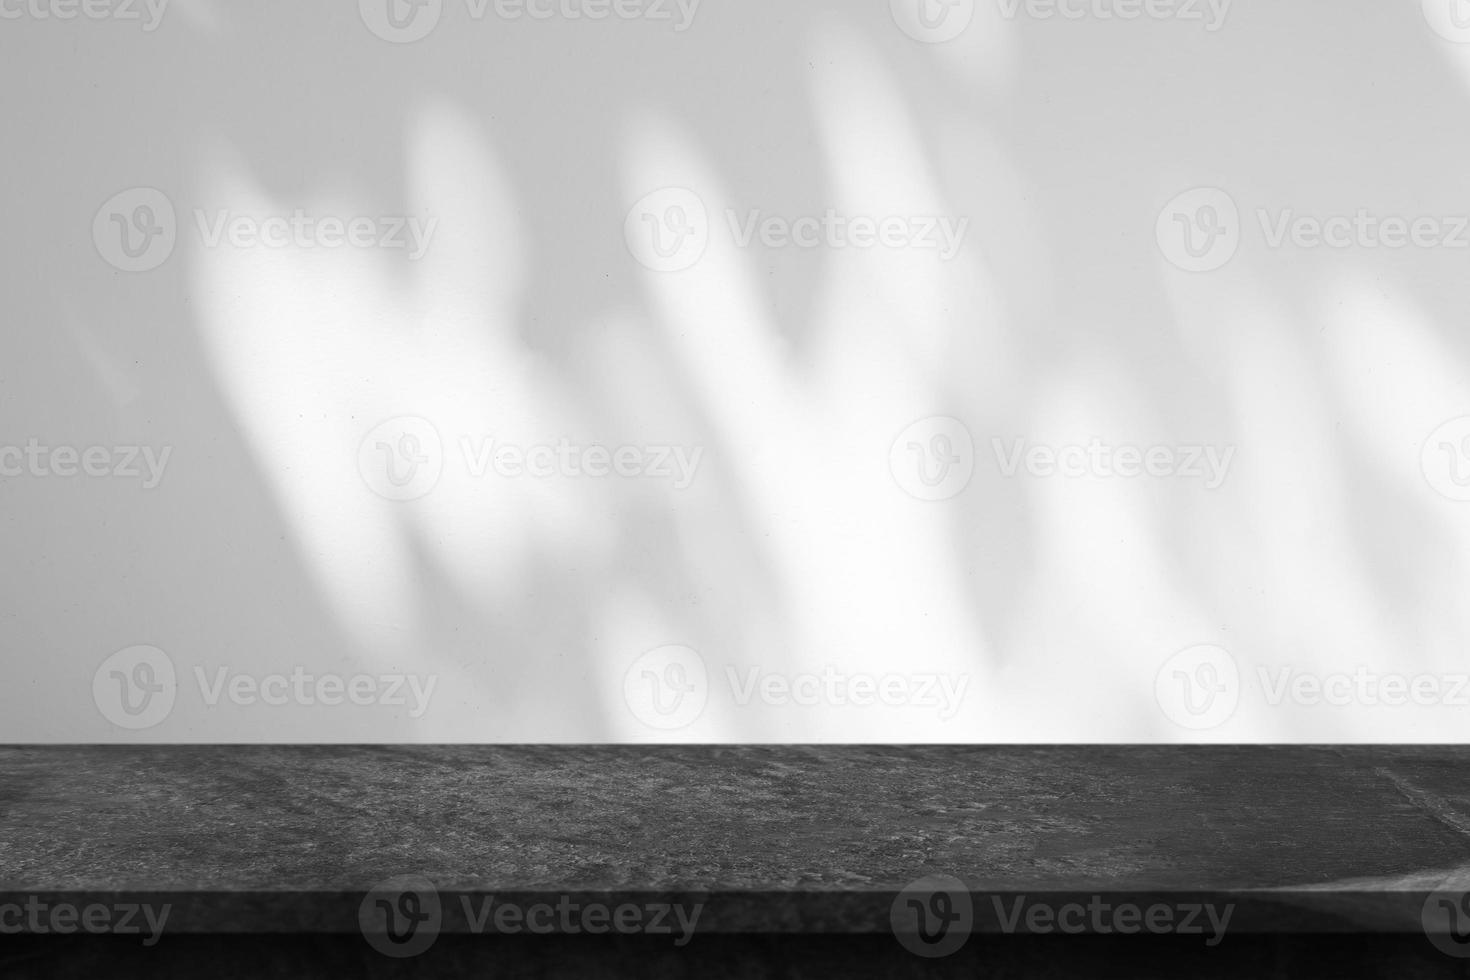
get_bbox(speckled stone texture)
[3,746,1470,977]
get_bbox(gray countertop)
[3,745,1469,934]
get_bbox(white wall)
[3,0,1470,741]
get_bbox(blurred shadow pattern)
[2,0,1469,742]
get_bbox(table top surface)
[3,745,1469,932]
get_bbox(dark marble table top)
[3,745,1469,935]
